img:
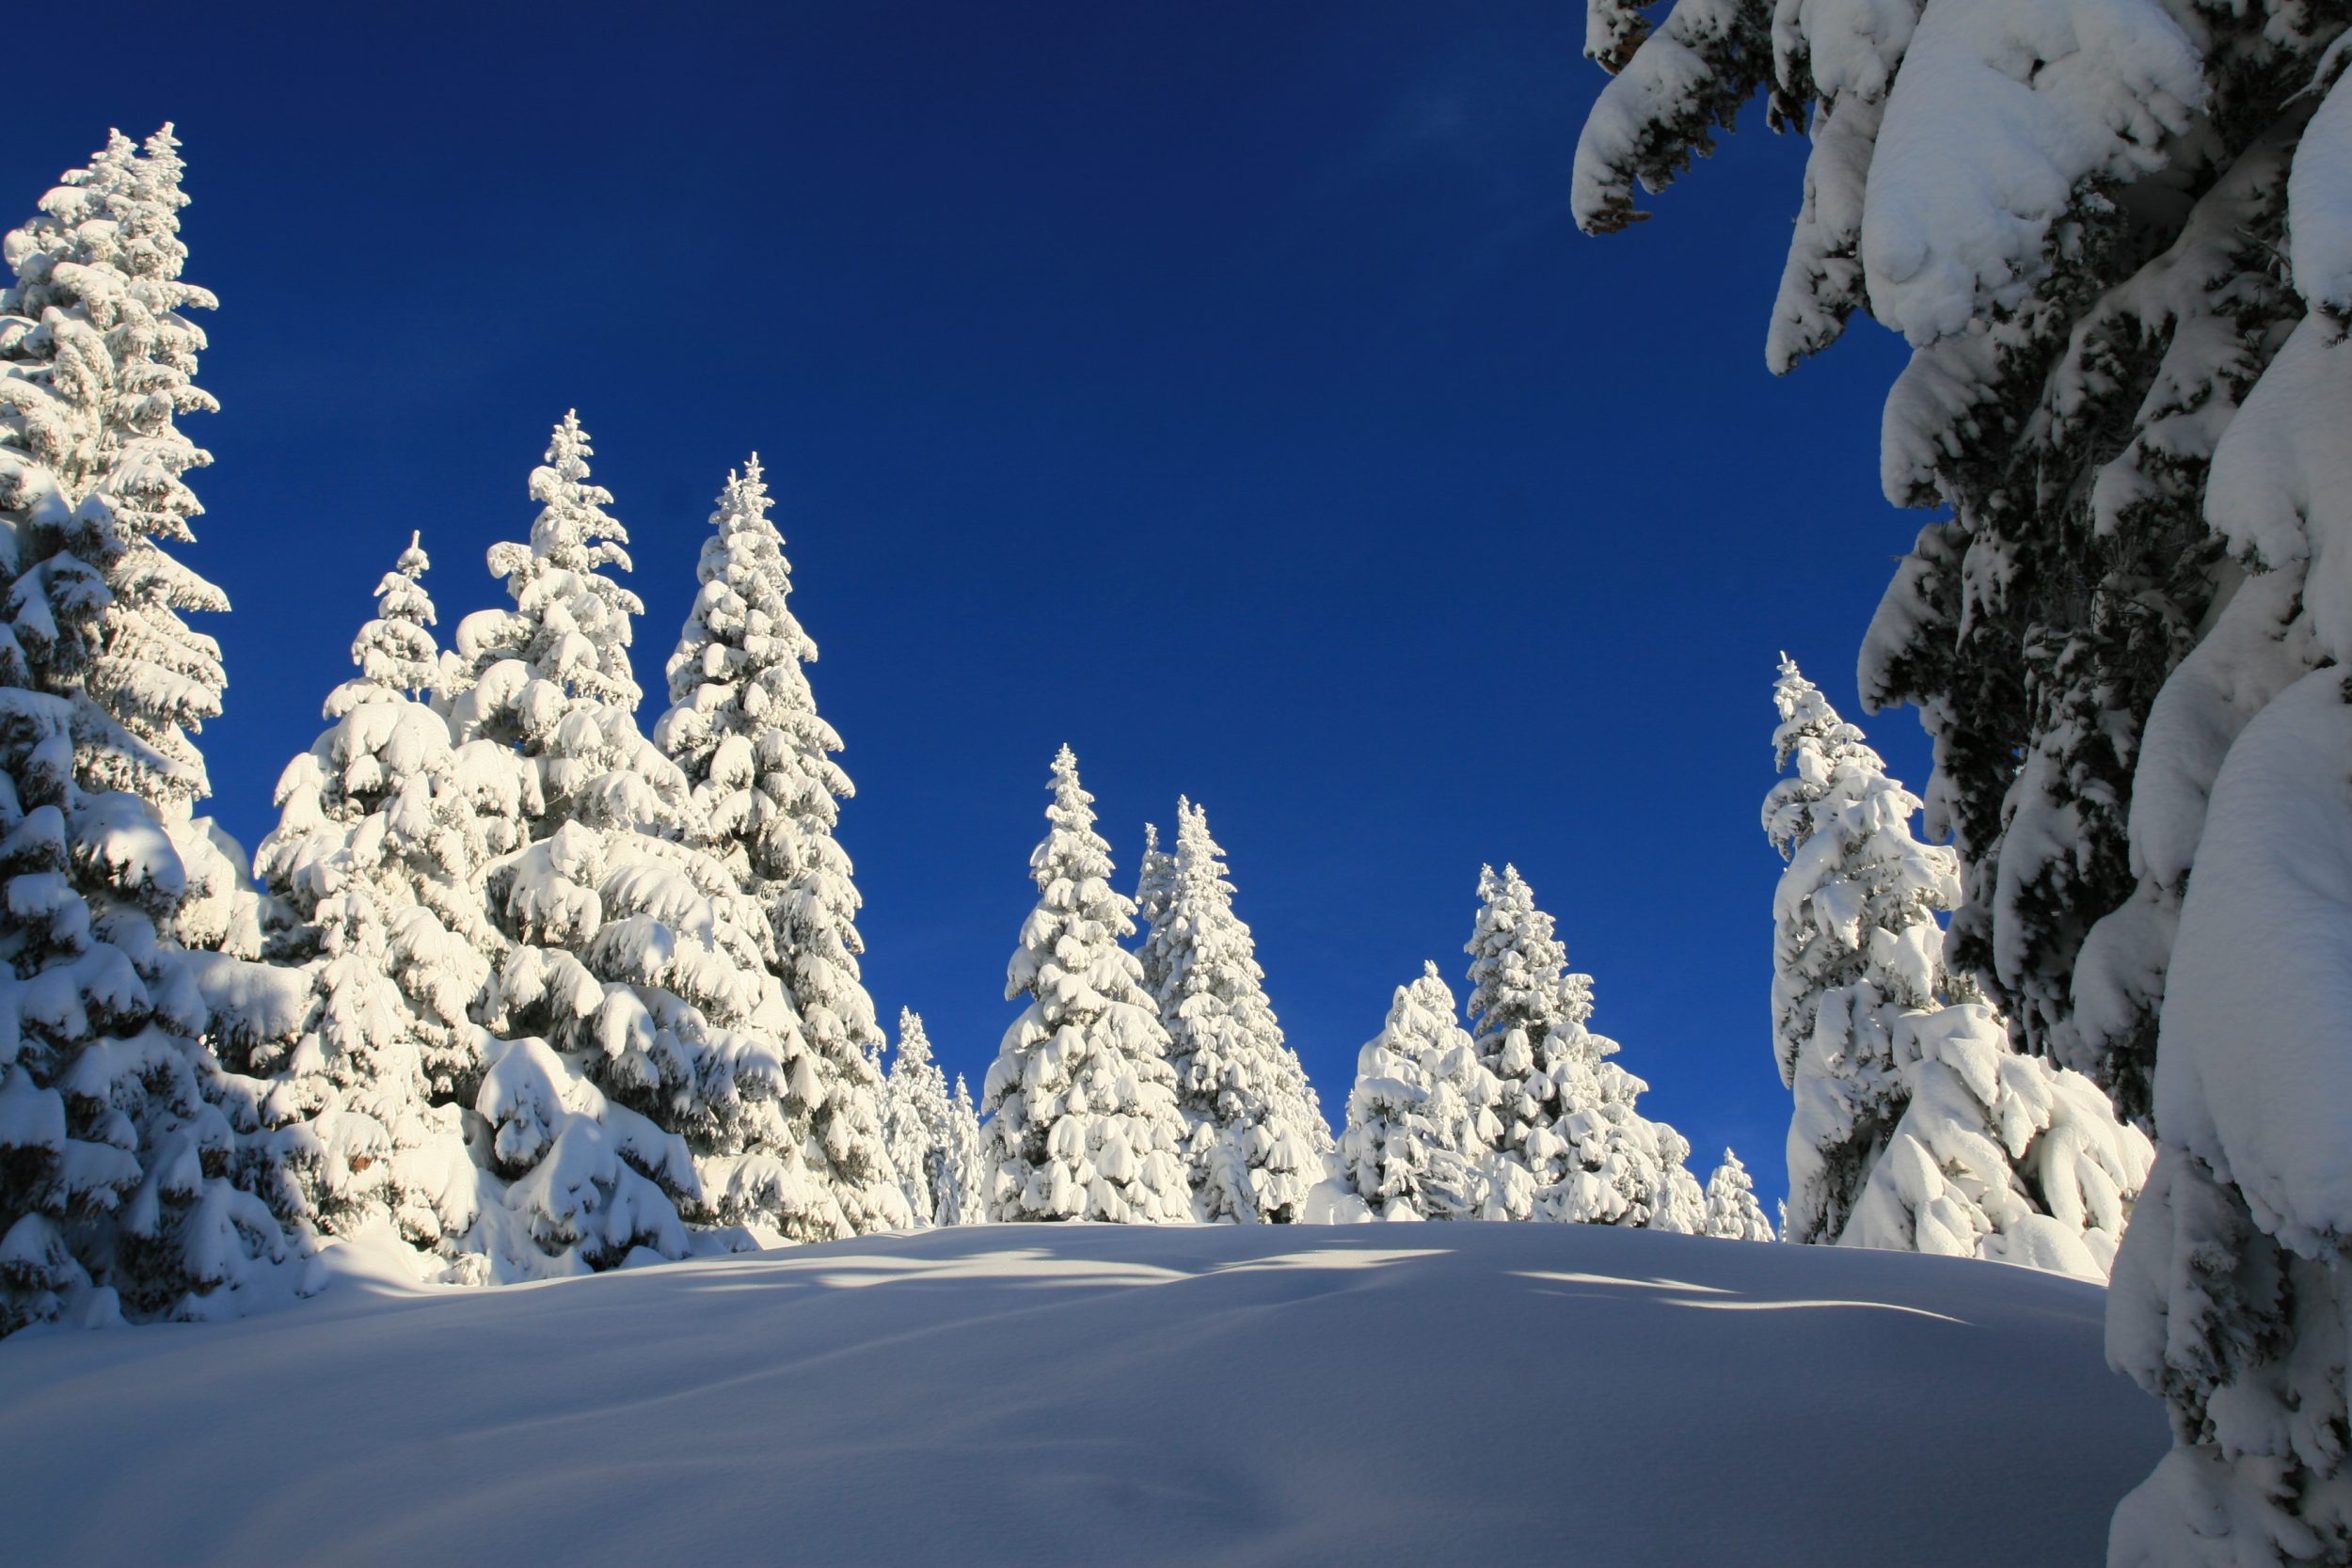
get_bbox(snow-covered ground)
[0,1224,2161,1566]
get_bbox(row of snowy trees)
[973,746,1776,1243]
[1577,1,2352,1559]
[0,127,1018,1327]
[1329,864,1738,1233]
[980,757,1330,1225]
[0,115,2166,1354]
[0,124,1772,1328]
[1346,863,1772,1243]
[230,418,933,1278]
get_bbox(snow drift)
[0,1224,2161,1566]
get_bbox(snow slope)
[0,1225,2160,1567]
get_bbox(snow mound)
[0,1225,2162,1566]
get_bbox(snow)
[2123,566,2314,897]
[2151,673,2352,1255]
[1767,92,1883,372]
[2205,319,2352,663]
[1859,0,2203,345]
[0,1224,2163,1566]
[2291,59,2352,326]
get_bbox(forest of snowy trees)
[3,0,2347,1549]
[0,127,1786,1336]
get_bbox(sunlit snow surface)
[0,1224,2162,1566]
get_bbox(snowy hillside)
[0,1226,2160,1567]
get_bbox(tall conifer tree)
[234,537,519,1281]
[448,418,893,1264]
[1133,820,1178,1005]
[1763,657,1951,1245]
[0,129,287,1331]
[654,456,899,1232]
[1581,13,2352,1539]
[1334,962,1505,1221]
[1766,658,2152,1279]
[981,747,1190,1223]
[1153,799,1329,1223]
[1464,864,1703,1228]
[1702,1150,1775,1243]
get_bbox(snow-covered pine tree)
[1133,819,1178,1002]
[1573,0,2344,1136]
[1647,1153,1708,1236]
[882,1015,988,1228]
[0,129,291,1331]
[1767,658,2153,1278]
[1702,1150,1774,1243]
[1462,864,1704,1228]
[882,1007,960,1227]
[0,126,227,814]
[1764,656,1950,1246]
[1152,799,1330,1223]
[2104,72,2352,1562]
[1333,962,1504,1221]
[981,746,1191,1223]
[1578,18,2352,1546]
[448,416,884,1267]
[1842,997,2152,1279]
[653,455,900,1235]
[0,693,293,1330]
[223,535,526,1281]
[937,1073,986,1227]
[2,123,264,957]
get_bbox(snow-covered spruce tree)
[1133,817,1180,1000]
[1334,962,1505,1221]
[653,455,900,1235]
[895,1023,987,1228]
[0,123,266,953]
[1575,0,2344,1131]
[981,747,1191,1223]
[1462,864,1704,1228]
[1764,656,1951,1245]
[1579,15,2352,1546]
[882,1008,964,1227]
[936,1073,985,1226]
[1768,659,2153,1278]
[1844,996,2152,1279]
[0,126,228,815]
[222,536,527,1281]
[1703,1150,1774,1242]
[448,416,883,1267]
[1152,800,1330,1223]
[0,694,292,1330]
[2103,85,2352,1564]
[0,124,260,950]
[0,129,291,1330]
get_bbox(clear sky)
[12,2,1930,1209]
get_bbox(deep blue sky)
[18,2,1925,1208]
